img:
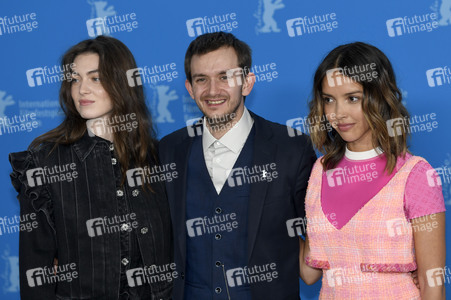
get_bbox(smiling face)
[322,73,373,151]
[185,46,254,127]
[71,53,113,120]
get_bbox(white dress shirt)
[202,107,254,194]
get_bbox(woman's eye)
[92,77,100,82]
[323,97,333,103]
[349,96,359,102]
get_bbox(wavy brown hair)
[307,42,410,174]
[30,36,158,187]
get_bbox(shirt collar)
[345,145,384,161]
[202,107,254,154]
[73,130,111,162]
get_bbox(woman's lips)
[79,100,95,106]
[337,123,355,131]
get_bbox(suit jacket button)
[140,227,148,234]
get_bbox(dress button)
[109,144,114,151]
[116,190,124,197]
[121,258,129,265]
[111,158,117,165]
[215,234,221,240]
[121,223,130,231]
[215,261,222,267]
[132,189,140,197]
[215,207,222,214]
[140,227,148,234]
[215,287,222,294]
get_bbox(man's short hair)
[184,32,252,83]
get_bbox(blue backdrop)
[0,0,450,299]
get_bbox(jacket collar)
[73,131,111,162]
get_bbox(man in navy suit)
[159,32,316,300]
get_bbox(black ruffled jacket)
[9,132,173,300]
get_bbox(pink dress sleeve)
[404,160,446,220]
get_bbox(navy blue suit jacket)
[159,111,316,300]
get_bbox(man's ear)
[242,72,255,97]
[185,79,194,99]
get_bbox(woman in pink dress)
[299,42,446,299]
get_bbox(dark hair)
[184,32,252,83]
[307,42,410,173]
[30,36,158,187]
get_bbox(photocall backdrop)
[0,0,450,299]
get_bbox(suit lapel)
[247,112,277,261]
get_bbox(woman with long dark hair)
[299,42,446,299]
[9,36,173,299]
